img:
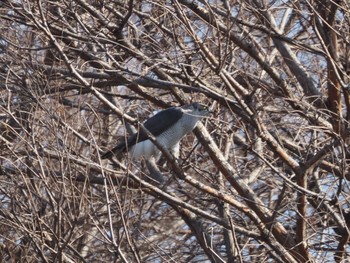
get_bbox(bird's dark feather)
[101,107,183,159]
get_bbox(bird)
[101,102,210,160]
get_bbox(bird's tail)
[101,143,126,159]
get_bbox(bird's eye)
[199,105,207,111]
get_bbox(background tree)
[1,0,350,262]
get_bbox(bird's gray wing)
[101,107,183,159]
[126,106,183,146]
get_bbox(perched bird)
[101,102,210,160]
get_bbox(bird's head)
[182,102,211,118]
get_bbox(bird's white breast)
[157,113,200,149]
[129,139,158,160]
